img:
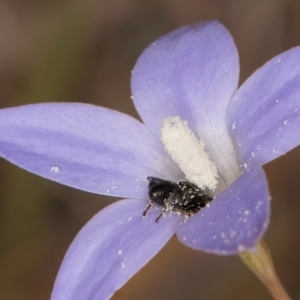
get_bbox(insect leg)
[143,201,153,218]
[155,207,167,223]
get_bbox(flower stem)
[239,240,291,300]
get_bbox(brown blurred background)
[0,0,300,299]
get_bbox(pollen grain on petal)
[50,166,60,173]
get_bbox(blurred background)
[0,0,300,299]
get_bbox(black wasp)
[143,176,213,222]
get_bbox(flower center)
[160,116,218,191]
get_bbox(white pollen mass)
[160,116,218,190]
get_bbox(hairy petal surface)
[132,21,240,185]
[228,47,300,168]
[176,166,270,254]
[0,103,181,199]
[51,199,180,300]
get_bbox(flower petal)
[228,47,300,167]
[131,21,240,185]
[0,103,181,198]
[176,166,270,254]
[51,199,180,300]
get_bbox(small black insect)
[143,176,213,222]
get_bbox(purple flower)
[0,21,299,299]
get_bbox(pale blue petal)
[51,199,180,300]
[0,103,181,199]
[228,47,300,168]
[176,166,270,254]
[132,21,240,185]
